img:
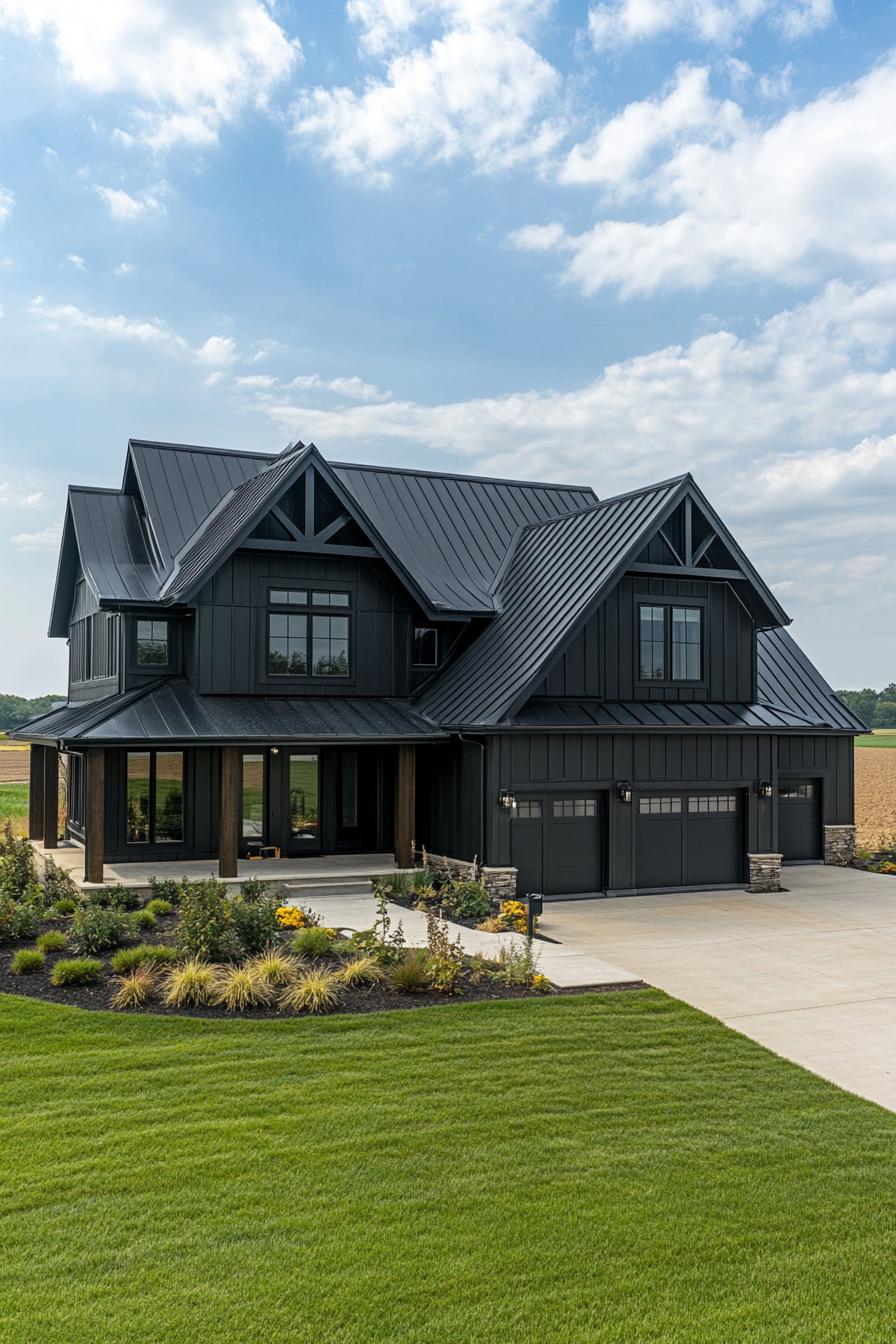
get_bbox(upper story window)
[267,589,350,678]
[70,612,120,683]
[638,603,703,682]
[412,626,438,668]
[136,619,169,666]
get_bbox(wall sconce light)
[498,789,517,811]
[758,779,773,798]
[270,747,279,756]
[616,781,633,804]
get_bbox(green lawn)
[2,991,896,1343]
[857,732,896,748]
[0,781,28,820]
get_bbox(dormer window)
[136,619,169,666]
[638,603,703,682]
[267,588,350,678]
[412,627,438,668]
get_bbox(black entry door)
[635,790,743,889]
[333,748,378,851]
[511,794,603,897]
[778,779,821,860]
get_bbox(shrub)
[446,881,491,921]
[145,898,173,918]
[162,958,217,1008]
[148,876,181,906]
[111,966,158,1009]
[42,854,77,906]
[110,943,178,975]
[231,891,280,955]
[51,957,104,986]
[337,954,384,988]
[247,948,300,988]
[85,884,140,911]
[0,897,39,945]
[279,968,343,1015]
[530,973,552,993]
[275,904,318,929]
[0,828,37,898]
[495,940,539,987]
[10,948,44,975]
[36,929,68,954]
[291,925,337,959]
[211,964,274,1011]
[425,910,463,994]
[131,908,157,931]
[389,948,432,994]
[71,906,130,956]
[239,877,269,902]
[48,897,78,918]
[467,952,500,985]
[178,878,238,961]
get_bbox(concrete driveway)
[539,865,896,1111]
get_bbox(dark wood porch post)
[28,745,45,841]
[394,744,416,868]
[219,746,239,879]
[84,748,105,885]
[42,747,59,849]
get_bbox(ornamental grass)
[278,968,343,1015]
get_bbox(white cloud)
[66,253,87,271]
[115,262,135,275]
[235,374,277,389]
[559,64,744,192]
[758,63,794,98]
[0,186,13,224]
[511,57,896,296]
[287,373,391,401]
[0,484,44,508]
[197,335,238,367]
[95,185,166,221]
[0,0,301,150]
[291,1,563,184]
[588,0,834,48]
[19,492,43,507]
[10,526,62,550]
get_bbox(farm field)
[3,990,896,1343]
[856,746,896,849]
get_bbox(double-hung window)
[136,619,169,666]
[638,603,703,682]
[267,589,350,678]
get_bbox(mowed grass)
[857,732,896,748]
[3,993,896,1343]
[0,781,28,821]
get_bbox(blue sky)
[1,0,895,694]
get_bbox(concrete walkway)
[293,892,638,990]
[539,865,896,1111]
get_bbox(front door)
[333,748,379,851]
[285,752,320,853]
[778,778,822,861]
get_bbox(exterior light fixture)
[758,779,773,798]
[498,789,517,811]
[271,747,280,756]
[617,781,633,804]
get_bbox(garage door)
[635,790,743,890]
[511,794,603,897]
[778,779,821,861]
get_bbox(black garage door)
[511,794,603,897]
[635,790,744,890]
[778,779,821,860]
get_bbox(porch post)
[42,746,59,850]
[219,746,239,879]
[84,748,105,885]
[28,745,45,841]
[394,744,416,868]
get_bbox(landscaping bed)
[0,826,556,1018]
[375,868,542,935]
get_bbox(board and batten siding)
[533,576,755,703]
[777,734,855,827]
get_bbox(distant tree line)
[836,686,896,729]
[0,694,64,731]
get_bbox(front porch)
[30,840,397,890]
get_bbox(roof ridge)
[332,458,598,492]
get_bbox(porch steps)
[283,877,375,900]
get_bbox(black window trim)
[125,748,186,846]
[412,625,439,669]
[635,596,707,687]
[264,582,353,682]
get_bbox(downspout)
[456,731,486,870]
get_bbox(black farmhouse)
[15,438,861,895]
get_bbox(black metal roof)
[13,680,447,746]
[756,627,864,731]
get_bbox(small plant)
[337,954,384,988]
[51,957,104,986]
[48,897,78,918]
[291,925,337,959]
[389,948,432,994]
[110,944,178,975]
[530,973,552,993]
[148,876,181,906]
[111,967,157,1009]
[162,957,217,1008]
[247,948,300,988]
[495,940,539,987]
[132,908,157,930]
[211,964,274,1011]
[36,929,68,954]
[446,881,492,921]
[0,828,37,898]
[145,898,173,917]
[425,910,463,994]
[42,854,78,906]
[71,906,130,956]
[85,884,141,911]
[467,952,500,985]
[231,891,280,955]
[178,878,238,961]
[239,877,269,902]
[279,968,343,1015]
[0,896,39,945]
[275,904,318,929]
[10,948,44,975]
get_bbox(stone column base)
[481,866,518,902]
[824,824,856,866]
[747,853,783,893]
